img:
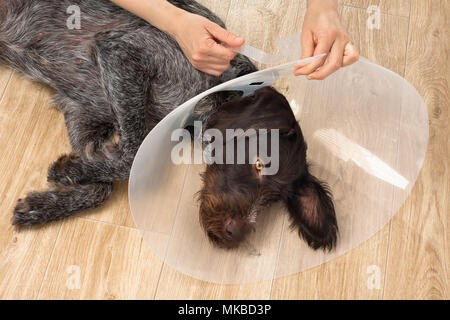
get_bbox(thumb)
[206,22,244,47]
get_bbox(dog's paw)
[47,153,85,185]
[12,193,50,226]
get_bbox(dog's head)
[198,86,338,251]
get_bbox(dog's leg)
[47,94,118,185]
[12,182,113,226]
[46,33,153,184]
[12,94,116,226]
[57,95,116,156]
[13,94,119,226]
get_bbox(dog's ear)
[285,172,338,251]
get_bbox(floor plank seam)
[151,259,166,300]
[381,0,412,300]
[268,213,287,299]
[153,165,190,299]
[382,221,393,299]
[0,71,13,106]
[224,1,235,33]
[36,222,63,299]
[401,0,412,78]
[76,216,137,231]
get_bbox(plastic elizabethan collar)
[129,33,429,284]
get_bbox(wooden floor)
[0,0,448,299]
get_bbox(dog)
[0,0,338,250]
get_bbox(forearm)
[110,0,184,37]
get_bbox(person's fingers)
[342,41,359,66]
[203,69,221,76]
[209,41,237,61]
[204,56,231,66]
[308,38,346,80]
[192,58,230,76]
[202,65,229,76]
[294,33,333,76]
[190,41,235,67]
[192,62,229,75]
[295,31,315,75]
[195,51,232,65]
[300,30,315,59]
[205,22,244,47]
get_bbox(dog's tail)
[12,182,113,226]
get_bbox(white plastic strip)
[228,43,286,64]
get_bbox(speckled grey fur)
[0,0,257,225]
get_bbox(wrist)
[149,1,186,37]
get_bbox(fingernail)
[307,75,314,80]
[235,37,244,42]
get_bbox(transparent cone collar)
[129,33,429,284]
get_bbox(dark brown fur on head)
[198,87,338,251]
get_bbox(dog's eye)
[255,158,264,171]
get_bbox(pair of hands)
[173,1,359,79]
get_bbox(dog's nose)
[224,219,244,241]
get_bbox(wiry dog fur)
[0,0,338,250]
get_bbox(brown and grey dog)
[0,0,338,250]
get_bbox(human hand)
[171,12,245,76]
[109,0,243,76]
[295,0,359,80]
